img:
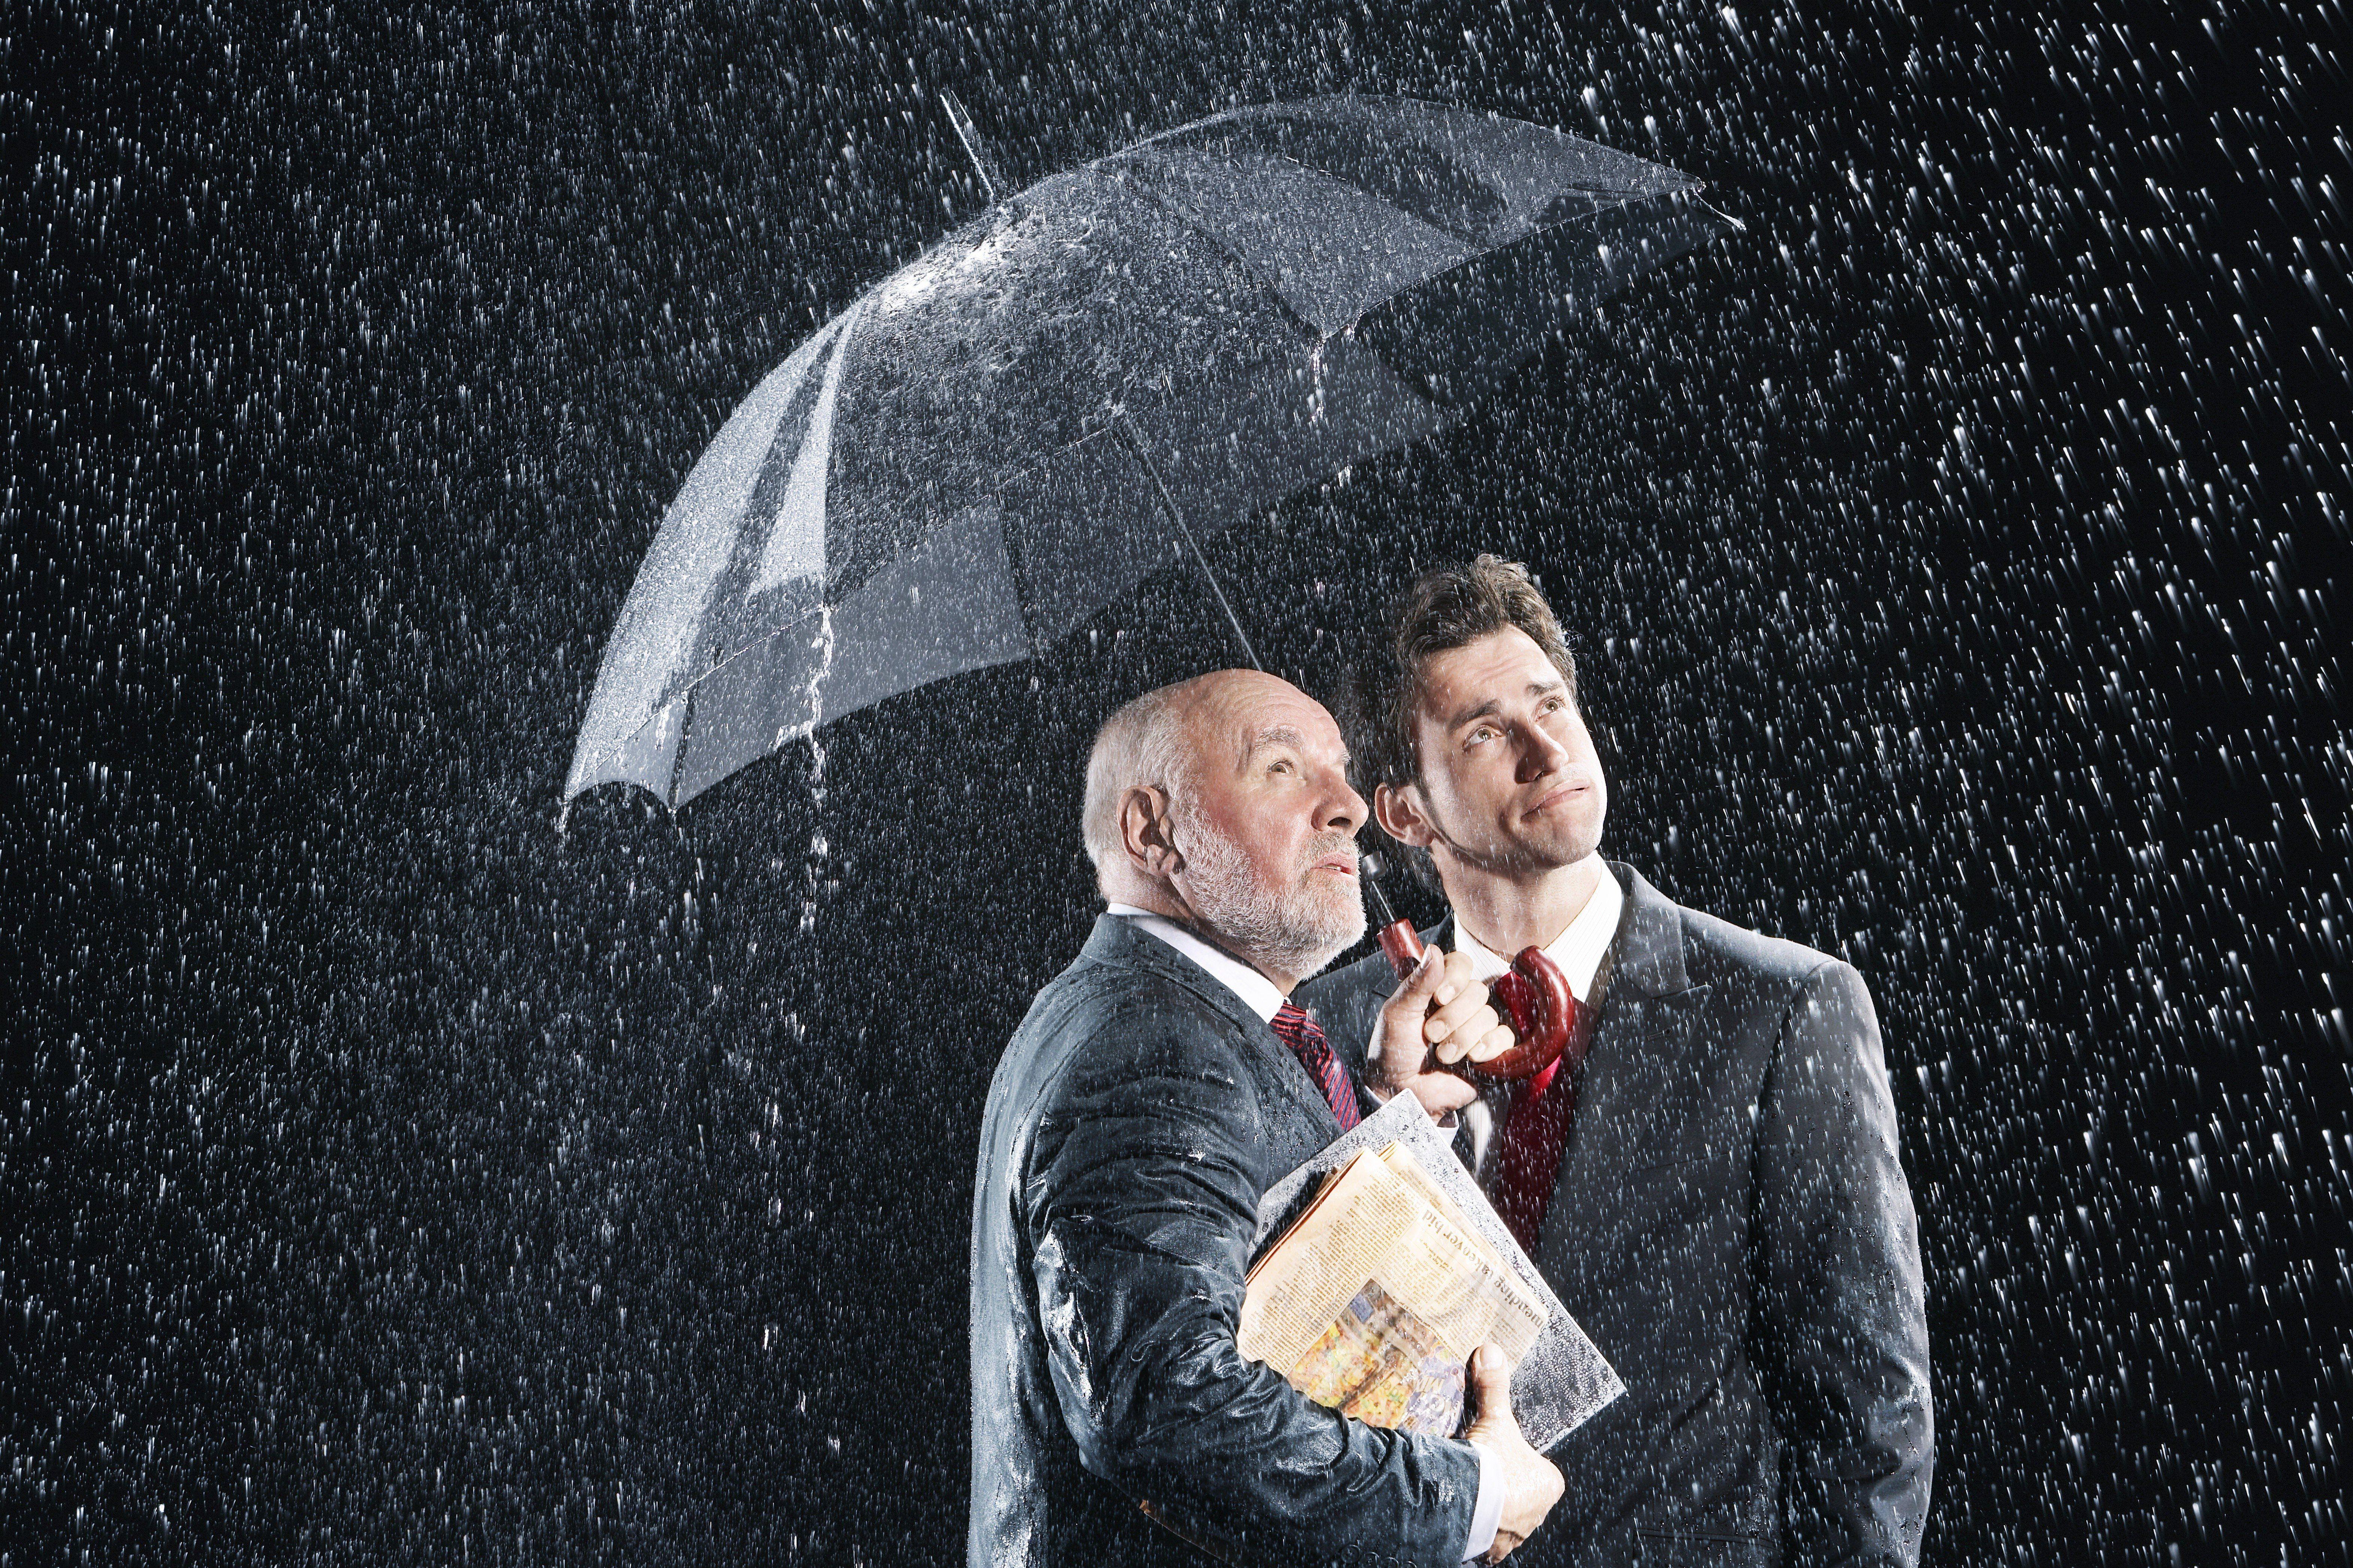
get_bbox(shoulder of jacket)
[1673,902,1858,991]
[1039,963,1261,1084]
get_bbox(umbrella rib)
[1092,164,1325,345]
[1116,415,1263,673]
[941,90,1003,205]
[1359,183,1725,350]
[665,680,699,809]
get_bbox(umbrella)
[565,93,1737,809]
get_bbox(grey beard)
[1180,817,1367,983]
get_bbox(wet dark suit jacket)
[1297,866,1932,1568]
[970,914,1484,1568]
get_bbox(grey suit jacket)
[970,914,1485,1568]
[1296,866,1932,1568]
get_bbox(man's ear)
[1374,781,1435,849]
[1119,785,1182,879]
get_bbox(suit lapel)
[1540,867,1713,1254]
[1083,915,1341,1138]
[1257,1014,1345,1139]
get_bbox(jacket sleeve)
[1025,1002,1483,1566]
[1753,961,1935,1567]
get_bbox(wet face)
[1379,627,1608,880]
[1170,674,1368,985]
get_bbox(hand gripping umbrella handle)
[1377,920,1573,1081]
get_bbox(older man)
[1299,559,1933,1567]
[970,670,1565,1567]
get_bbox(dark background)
[8,0,2346,1562]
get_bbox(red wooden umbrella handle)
[1376,920,1572,1082]
[1376,917,1428,979]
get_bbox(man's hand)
[1462,1345,1565,1562]
[1367,947,1516,1118]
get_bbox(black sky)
[8,1,2347,1562]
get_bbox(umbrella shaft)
[1117,416,1262,673]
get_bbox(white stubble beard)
[1178,811,1367,984]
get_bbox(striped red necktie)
[1272,1002,1361,1131]
[1491,994,1593,1253]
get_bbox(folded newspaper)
[1244,1092,1623,1452]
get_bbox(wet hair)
[1362,554,1577,790]
[1081,682,1195,880]
[1358,555,1576,883]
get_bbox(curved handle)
[1468,946,1574,1080]
[1379,921,1571,1082]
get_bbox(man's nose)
[1517,718,1570,780]
[1318,771,1367,834]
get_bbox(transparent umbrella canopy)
[565,93,1738,809]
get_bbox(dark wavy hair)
[1355,555,1577,883]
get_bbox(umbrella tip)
[1694,190,1748,233]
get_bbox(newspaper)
[1248,1092,1624,1451]
[1239,1143,1549,1435]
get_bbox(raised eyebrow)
[1241,725,1309,763]
[1446,700,1502,732]
[1446,678,1568,732]
[1241,726,1347,772]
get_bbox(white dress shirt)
[1104,904,1504,1562]
[1449,858,1624,1001]
[1448,858,1624,1183]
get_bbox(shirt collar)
[1104,904,1289,1023]
[1449,858,1624,1002]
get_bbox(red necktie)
[1273,1002,1361,1131]
[1491,994,1592,1252]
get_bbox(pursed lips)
[1523,776,1594,819]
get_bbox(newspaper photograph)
[1291,1280,1467,1436]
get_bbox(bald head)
[1082,671,1295,881]
[1083,676,1202,881]
[1082,670,1369,990]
